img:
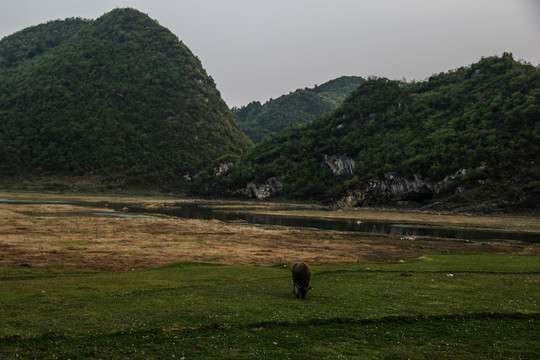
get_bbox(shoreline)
[1,192,538,272]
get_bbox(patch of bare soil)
[0,199,538,271]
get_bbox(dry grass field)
[0,192,537,271]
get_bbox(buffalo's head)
[298,285,313,299]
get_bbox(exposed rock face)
[214,162,234,177]
[366,173,438,201]
[336,169,469,208]
[238,177,284,200]
[235,168,470,205]
[323,155,355,175]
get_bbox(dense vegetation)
[214,54,540,209]
[233,76,364,143]
[1,254,538,358]
[0,17,90,69]
[1,10,538,210]
[0,8,251,188]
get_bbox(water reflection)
[135,203,540,244]
[0,198,65,204]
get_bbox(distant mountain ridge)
[233,76,364,143]
[211,53,540,211]
[0,8,251,189]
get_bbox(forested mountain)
[0,8,251,189]
[210,54,540,211]
[233,76,364,143]
[0,17,90,69]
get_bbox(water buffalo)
[292,262,312,299]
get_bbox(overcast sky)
[1,0,539,107]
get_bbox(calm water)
[129,203,540,244]
[2,198,539,244]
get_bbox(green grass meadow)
[1,254,538,359]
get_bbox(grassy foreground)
[1,254,538,359]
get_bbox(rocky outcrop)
[234,168,471,205]
[237,177,283,200]
[336,169,469,208]
[364,173,440,201]
[323,155,355,175]
[214,162,234,177]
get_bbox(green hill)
[0,17,90,69]
[233,76,364,143]
[211,54,540,211]
[0,8,251,189]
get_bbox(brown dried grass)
[0,194,537,271]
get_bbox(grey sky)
[1,0,539,107]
